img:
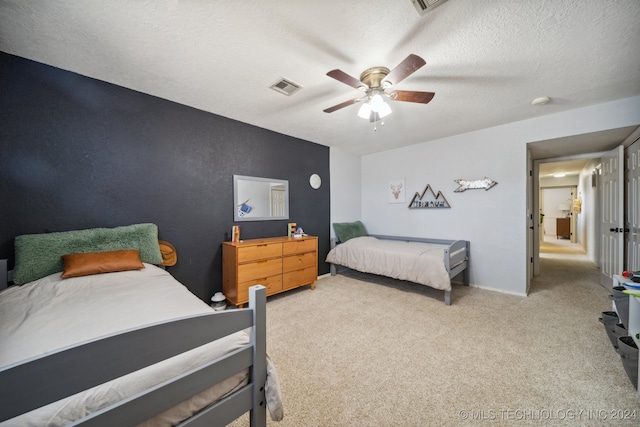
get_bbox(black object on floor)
[616,336,639,389]
[609,287,629,328]
[599,311,621,348]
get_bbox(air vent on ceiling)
[411,0,449,16]
[270,78,302,96]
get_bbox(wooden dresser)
[556,217,570,239]
[222,235,318,307]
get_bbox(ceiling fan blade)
[323,98,360,113]
[382,54,426,87]
[390,90,435,104]
[326,69,367,90]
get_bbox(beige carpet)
[232,238,640,426]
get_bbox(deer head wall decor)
[390,183,403,199]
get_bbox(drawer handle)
[256,260,267,264]
[257,244,268,247]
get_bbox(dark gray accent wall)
[0,52,330,302]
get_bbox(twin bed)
[0,220,468,425]
[326,222,470,305]
[0,223,282,426]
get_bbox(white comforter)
[325,236,451,291]
[0,264,282,426]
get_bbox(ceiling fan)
[323,54,435,122]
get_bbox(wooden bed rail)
[0,285,268,426]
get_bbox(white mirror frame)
[233,175,289,222]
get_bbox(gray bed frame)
[329,235,470,305]
[0,260,268,427]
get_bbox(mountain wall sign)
[408,184,451,209]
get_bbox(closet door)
[626,140,640,271]
[600,145,624,287]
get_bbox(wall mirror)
[233,175,289,222]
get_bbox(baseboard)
[466,283,527,297]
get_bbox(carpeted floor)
[231,237,640,426]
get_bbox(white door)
[626,140,640,271]
[270,187,286,217]
[526,149,533,293]
[600,145,624,287]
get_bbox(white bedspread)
[325,236,451,292]
[0,264,282,426]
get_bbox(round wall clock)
[309,174,321,189]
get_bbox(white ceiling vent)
[270,78,302,96]
[411,0,449,16]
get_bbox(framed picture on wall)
[388,179,405,203]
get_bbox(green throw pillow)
[333,221,368,243]
[14,223,163,284]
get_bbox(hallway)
[535,235,608,293]
[540,235,597,262]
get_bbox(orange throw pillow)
[61,249,144,278]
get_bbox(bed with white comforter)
[326,235,469,304]
[0,264,282,426]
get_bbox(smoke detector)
[411,0,449,16]
[531,96,551,106]
[270,78,302,96]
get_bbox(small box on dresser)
[222,235,318,307]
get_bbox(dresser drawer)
[283,266,317,290]
[282,238,316,256]
[237,243,282,263]
[283,251,316,273]
[237,275,283,302]
[237,258,282,283]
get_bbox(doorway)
[541,187,576,241]
[527,126,640,294]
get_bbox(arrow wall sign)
[454,177,497,192]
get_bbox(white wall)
[539,175,579,187]
[362,130,525,295]
[353,96,640,296]
[329,147,361,237]
[577,159,600,263]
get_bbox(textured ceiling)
[1,0,639,161]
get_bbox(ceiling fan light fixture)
[377,101,392,118]
[323,54,432,122]
[357,102,372,119]
[370,93,385,112]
